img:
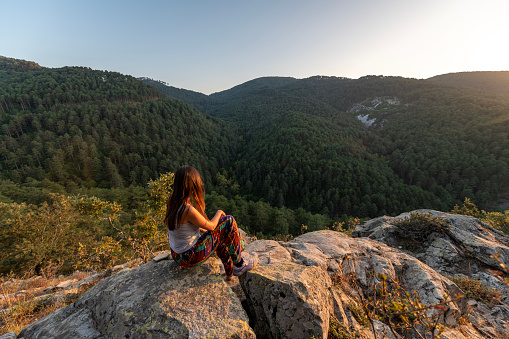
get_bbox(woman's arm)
[184,205,225,231]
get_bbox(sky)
[2,0,509,94]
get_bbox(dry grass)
[0,271,100,336]
[449,275,502,307]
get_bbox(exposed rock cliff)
[4,210,509,338]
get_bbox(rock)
[239,228,256,245]
[75,273,101,288]
[19,258,255,339]
[468,302,509,338]
[111,263,128,272]
[353,210,509,277]
[472,271,509,300]
[240,240,333,339]
[152,251,171,262]
[56,279,77,289]
[353,210,509,337]
[240,231,470,338]
[0,332,17,339]
[293,230,466,327]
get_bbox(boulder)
[18,258,255,339]
[239,230,471,338]
[292,231,466,327]
[352,210,509,277]
[240,240,333,338]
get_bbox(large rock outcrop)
[9,211,509,338]
[352,210,509,296]
[352,210,509,338]
[239,231,470,338]
[239,241,333,338]
[17,258,255,339]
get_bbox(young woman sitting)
[164,165,255,280]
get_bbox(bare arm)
[184,205,225,231]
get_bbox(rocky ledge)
[3,210,508,338]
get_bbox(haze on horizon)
[2,0,508,94]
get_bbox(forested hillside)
[2,56,509,233]
[428,71,509,95]
[0,56,237,190]
[148,74,509,215]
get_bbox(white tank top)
[168,205,201,253]
[168,222,200,253]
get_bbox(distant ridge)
[210,76,298,101]
[138,77,212,112]
[428,71,509,95]
[0,55,42,70]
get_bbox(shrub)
[0,194,121,276]
[452,198,509,234]
[392,212,449,242]
[449,275,502,307]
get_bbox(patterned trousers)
[170,215,245,276]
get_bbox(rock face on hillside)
[12,211,509,339]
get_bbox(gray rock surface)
[240,240,333,338]
[292,231,466,327]
[353,210,509,276]
[352,210,509,337]
[18,258,254,339]
[12,215,509,339]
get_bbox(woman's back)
[168,221,200,253]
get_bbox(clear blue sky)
[2,0,508,94]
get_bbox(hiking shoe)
[233,258,256,276]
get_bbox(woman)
[164,165,255,280]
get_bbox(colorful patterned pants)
[170,215,245,276]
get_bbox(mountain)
[138,77,213,113]
[147,74,509,215]
[0,57,237,189]
[2,55,509,221]
[428,71,509,95]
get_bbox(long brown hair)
[164,166,206,230]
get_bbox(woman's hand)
[217,210,226,219]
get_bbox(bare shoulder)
[182,204,199,223]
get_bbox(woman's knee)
[218,215,238,233]
[220,215,235,222]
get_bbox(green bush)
[392,212,449,242]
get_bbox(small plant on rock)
[392,212,449,242]
[343,260,462,339]
[328,315,361,339]
[449,275,501,307]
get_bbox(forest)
[1,56,509,277]
[144,73,509,216]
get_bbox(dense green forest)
[147,74,509,216]
[0,56,237,189]
[2,56,509,277]
[2,56,509,237]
